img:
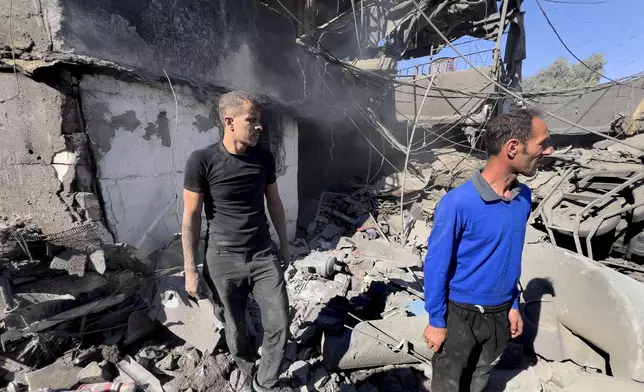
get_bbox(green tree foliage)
[522,53,606,92]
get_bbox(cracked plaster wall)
[80,75,298,256]
[0,71,102,235]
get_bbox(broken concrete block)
[148,272,224,352]
[50,249,87,277]
[190,354,230,392]
[77,362,108,384]
[75,192,102,221]
[323,316,433,370]
[88,250,107,274]
[155,354,177,372]
[288,361,310,385]
[25,361,81,392]
[312,367,330,390]
[117,356,163,392]
[521,243,644,381]
[350,238,422,268]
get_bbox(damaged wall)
[0,0,304,105]
[0,71,102,235]
[80,75,298,255]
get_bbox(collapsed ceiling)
[297,0,522,59]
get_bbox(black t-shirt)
[183,142,277,251]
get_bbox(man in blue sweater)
[423,109,552,392]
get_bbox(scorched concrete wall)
[81,75,298,256]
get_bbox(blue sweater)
[424,175,531,328]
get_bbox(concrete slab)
[322,316,433,370]
[521,243,644,381]
[117,356,163,392]
[25,361,81,392]
[50,249,88,277]
[148,272,223,353]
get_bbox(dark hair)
[218,91,257,126]
[483,108,541,155]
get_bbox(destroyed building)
[2,0,644,392]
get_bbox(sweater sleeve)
[424,196,460,328]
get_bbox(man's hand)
[278,244,290,270]
[509,308,523,338]
[424,324,447,353]
[185,270,199,298]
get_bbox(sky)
[397,0,644,81]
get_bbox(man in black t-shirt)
[182,91,290,392]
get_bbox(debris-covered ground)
[1,134,644,392]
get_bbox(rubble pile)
[2,138,644,392]
[524,133,644,281]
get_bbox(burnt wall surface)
[1,0,304,105]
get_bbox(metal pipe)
[492,0,510,78]
[350,0,362,59]
[400,74,437,245]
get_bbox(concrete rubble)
[0,0,643,387]
[1,140,644,392]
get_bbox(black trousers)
[202,241,289,389]
[431,301,511,392]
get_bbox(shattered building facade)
[2,0,644,392]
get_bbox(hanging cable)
[534,0,643,90]
[408,0,644,154]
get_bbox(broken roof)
[298,0,521,59]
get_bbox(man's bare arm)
[265,182,289,265]
[182,189,203,296]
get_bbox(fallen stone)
[155,354,177,372]
[88,250,107,274]
[296,280,339,303]
[350,238,422,268]
[77,362,108,384]
[163,374,189,392]
[50,249,87,277]
[75,192,103,221]
[190,354,230,392]
[117,356,163,392]
[25,361,81,392]
[288,361,310,385]
[0,356,31,384]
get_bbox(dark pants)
[431,301,511,392]
[202,241,289,389]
